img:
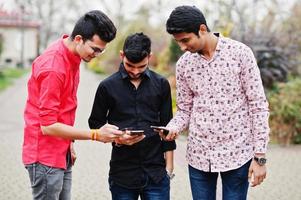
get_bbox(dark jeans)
[189,159,252,200]
[109,174,170,200]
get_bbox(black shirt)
[88,63,176,188]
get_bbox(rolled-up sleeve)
[37,71,65,126]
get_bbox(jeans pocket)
[25,163,37,186]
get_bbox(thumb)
[104,123,119,129]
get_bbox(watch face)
[259,158,266,164]
[254,157,267,166]
[258,158,267,165]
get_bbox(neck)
[63,37,77,55]
[130,78,142,89]
[199,33,218,60]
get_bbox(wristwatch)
[254,156,267,166]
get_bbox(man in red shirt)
[23,10,144,200]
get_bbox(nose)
[179,43,187,51]
[133,69,140,75]
[131,68,142,77]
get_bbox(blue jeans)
[25,159,72,200]
[109,174,170,200]
[189,159,251,200]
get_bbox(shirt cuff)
[162,141,176,152]
[39,112,58,126]
[255,139,269,153]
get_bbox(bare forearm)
[165,150,174,171]
[41,122,123,143]
[41,122,91,140]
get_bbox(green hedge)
[268,78,301,145]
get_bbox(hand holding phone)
[127,130,144,136]
[150,126,169,136]
[121,128,145,136]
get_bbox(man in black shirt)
[89,32,176,200]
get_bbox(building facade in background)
[0,9,40,68]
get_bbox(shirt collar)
[119,62,151,80]
[214,33,227,52]
[196,33,226,60]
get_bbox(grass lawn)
[0,67,28,91]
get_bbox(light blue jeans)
[25,156,72,200]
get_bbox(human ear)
[74,35,83,44]
[119,50,124,60]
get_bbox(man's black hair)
[123,32,151,63]
[166,5,210,36]
[71,10,116,42]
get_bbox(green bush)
[169,40,182,63]
[0,68,28,91]
[268,78,301,145]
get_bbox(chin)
[83,58,91,62]
[187,49,198,53]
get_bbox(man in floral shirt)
[163,5,270,200]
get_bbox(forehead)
[124,56,149,67]
[87,35,107,48]
[173,32,195,41]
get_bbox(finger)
[165,133,172,140]
[131,135,145,143]
[172,132,177,139]
[158,132,166,139]
[153,128,161,133]
[128,135,145,145]
[166,133,176,141]
[111,129,124,136]
[252,176,260,187]
[263,171,267,179]
[248,169,252,180]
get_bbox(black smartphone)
[150,126,169,136]
[128,130,144,136]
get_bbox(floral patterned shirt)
[167,35,270,172]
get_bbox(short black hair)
[123,32,151,63]
[71,10,116,42]
[166,5,210,35]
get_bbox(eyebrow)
[175,38,190,43]
[91,46,105,52]
[125,62,148,68]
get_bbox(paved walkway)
[0,67,300,200]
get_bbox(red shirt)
[23,35,81,169]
